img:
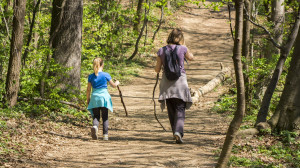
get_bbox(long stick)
[117,85,128,117]
[152,73,166,131]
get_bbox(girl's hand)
[109,79,120,88]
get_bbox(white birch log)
[191,67,233,103]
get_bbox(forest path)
[43,3,233,168]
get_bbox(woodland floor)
[4,2,235,168]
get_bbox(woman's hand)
[185,48,195,61]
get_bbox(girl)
[87,58,120,140]
[155,28,194,144]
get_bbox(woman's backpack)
[163,45,181,80]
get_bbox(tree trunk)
[152,5,164,42]
[40,0,66,97]
[242,0,251,107]
[191,67,232,103]
[167,1,171,10]
[48,0,83,93]
[216,0,245,167]
[22,0,41,66]
[0,5,10,82]
[128,0,149,61]
[264,0,285,60]
[133,0,144,32]
[269,29,300,130]
[144,0,151,46]
[271,0,285,45]
[276,45,300,131]
[256,8,300,125]
[5,0,27,107]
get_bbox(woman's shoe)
[174,132,183,144]
[91,126,98,140]
[103,134,108,141]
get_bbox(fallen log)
[236,122,271,138]
[191,66,233,103]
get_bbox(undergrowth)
[212,54,299,167]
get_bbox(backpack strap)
[162,46,169,65]
[163,46,169,57]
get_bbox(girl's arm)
[87,82,92,105]
[109,80,120,88]
[185,48,195,61]
[154,56,162,73]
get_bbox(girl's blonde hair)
[93,57,104,76]
[167,28,184,45]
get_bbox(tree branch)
[243,5,282,49]
[0,6,10,40]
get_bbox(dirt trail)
[42,3,233,168]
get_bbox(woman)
[155,28,194,144]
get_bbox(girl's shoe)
[174,132,183,144]
[103,134,108,141]
[91,126,98,140]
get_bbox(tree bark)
[276,49,300,131]
[22,0,41,66]
[144,0,151,46]
[128,0,149,61]
[49,0,83,93]
[0,5,10,82]
[264,0,285,60]
[40,0,66,97]
[256,8,300,125]
[217,0,245,167]
[133,0,144,32]
[269,29,300,130]
[33,0,41,52]
[242,0,251,106]
[152,5,164,42]
[5,0,27,107]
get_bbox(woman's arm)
[185,48,195,61]
[109,80,120,88]
[154,56,162,73]
[87,82,92,105]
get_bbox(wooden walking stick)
[152,73,166,131]
[117,85,128,117]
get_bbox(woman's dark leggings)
[92,107,108,135]
[166,98,186,137]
